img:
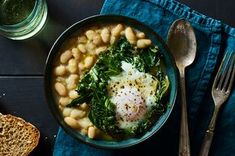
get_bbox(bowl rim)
[44,14,178,149]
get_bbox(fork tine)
[222,53,235,91]
[213,52,230,89]
[227,53,235,92]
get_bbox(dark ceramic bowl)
[44,15,178,149]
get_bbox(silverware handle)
[199,107,220,156]
[179,69,190,156]
[199,130,214,156]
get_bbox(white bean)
[67,59,78,74]
[77,117,93,130]
[55,82,67,96]
[60,50,72,64]
[136,32,145,39]
[110,35,117,44]
[59,97,71,106]
[77,44,86,53]
[101,28,110,43]
[66,74,79,90]
[85,30,96,40]
[112,24,124,36]
[88,127,96,139]
[69,90,79,99]
[95,46,107,55]
[86,42,96,54]
[54,65,66,76]
[71,48,81,60]
[56,77,66,84]
[79,103,89,110]
[137,39,152,48]
[63,107,73,117]
[84,56,94,69]
[92,34,102,46]
[59,105,64,112]
[78,36,87,44]
[64,117,80,129]
[70,109,86,119]
[78,62,86,71]
[125,27,136,44]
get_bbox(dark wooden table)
[0,0,234,155]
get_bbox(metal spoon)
[167,19,197,156]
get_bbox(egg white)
[107,61,159,130]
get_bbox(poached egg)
[107,61,159,130]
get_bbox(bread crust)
[0,114,40,156]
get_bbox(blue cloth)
[53,0,235,155]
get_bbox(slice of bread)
[0,114,40,156]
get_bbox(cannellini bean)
[77,117,93,129]
[60,50,72,63]
[95,46,107,55]
[80,129,88,135]
[78,62,86,71]
[112,24,124,36]
[59,105,64,111]
[125,27,136,44]
[66,74,79,90]
[56,77,66,84]
[69,90,79,99]
[88,127,96,139]
[78,36,87,44]
[136,32,145,39]
[137,39,152,48]
[70,109,86,119]
[86,42,96,54]
[77,44,86,53]
[101,28,110,43]
[63,107,73,117]
[67,59,78,73]
[85,30,96,40]
[59,97,72,106]
[54,65,66,76]
[64,117,80,129]
[84,56,94,69]
[110,36,117,44]
[79,103,89,110]
[55,82,67,96]
[92,34,102,46]
[71,48,81,60]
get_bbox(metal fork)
[199,52,235,156]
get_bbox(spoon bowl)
[167,19,197,69]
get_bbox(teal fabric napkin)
[53,0,235,155]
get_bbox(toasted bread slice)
[0,114,40,156]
